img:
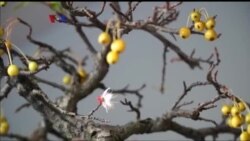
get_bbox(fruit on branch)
[190,9,201,22]
[62,75,72,85]
[221,104,232,116]
[204,29,217,41]
[205,17,216,29]
[0,26,4,37]
[7,64,19,77]
[106,51,119,65]
[246,113,250,124]
[238,102,246,112]
[194,21,205,32]
[247,124,250,134]
[240,131,250,141]
[28,61,38,72]
[0,115,9,135]
[77,67,88,83]
[0,121,9,135]
[98,32,111,46]
[231,115,242,128]
[179,27,191,39]
[111,38,126,54]
[4,40,12,49]
[231,106,240,116]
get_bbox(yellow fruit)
[0,2,6,7]
[98,32,111,46]
[194,21,205,32]
[247,125,250,134]
[7,64,19,77]
[0,116,6,123]
[190,10,201,22]
[111,39,126,54]
[4,40,12,49]
[28,61,38,72]
[0,121,9,135]
[0,49,4,56]
[77,67,87,83]
[0,26,4,37]
[231,106,240,116]
[106,51,119,65]
[179,27,191,39]
[62,75,72,85]
[240,131,250,141]
[227,117,233,127]
[246,113,250,124]
[204,29,217,41]
[221,105,231,116]
[238,102,246,112]
[205,17,216,29]
[231,115,242,128]
[239,114,245,124]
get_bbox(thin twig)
[172,81,211,110]
[88,104,102,117]
[0,133,29,141]
[120,98,141,120]
[160,46,168,94]
[15,103,31,113]
[32,76,69,92]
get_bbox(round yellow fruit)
[0,116,6,123]
[0,2,7,7]
[240,131,250,141]
[28,61,38,72]
[190,10,201,22]
[231,106,240,116]
[0,121,9,135]
[106,51,119,65]
[221,105,231,116]
[204,29,217,41]
[205,17,216,29]
[238,102,246,112]
[179,27,191,39]
[245,113,250,124]
[77,68,87,79]
[98,32,111,46]
[111,39,126,54]
[7,64,19,77]
[0,26,4,37]
[247,124,250,134]
[62,75,72,85]
[226,117,233,127]
[4,40,12,49]
[231,115,242,128]
[194,21,205,32]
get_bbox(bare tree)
[0,2,250,141]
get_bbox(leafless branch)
[0,133,29,141]
[32,76,69,92]
[0,79,13,101]
[15,103,31,113]
[160,46,168,94]
[88,104,102,117]
[121,98,141,120]
[172,81,211,110]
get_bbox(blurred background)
[1,2,250,140]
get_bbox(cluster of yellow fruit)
[179,8,218,42]
[97,19,126,65]
[62,66,88,85]
[0,115,9,135]
[221,100,250,141]
[1,26,39,77]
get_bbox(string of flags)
[48,14,67,24]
